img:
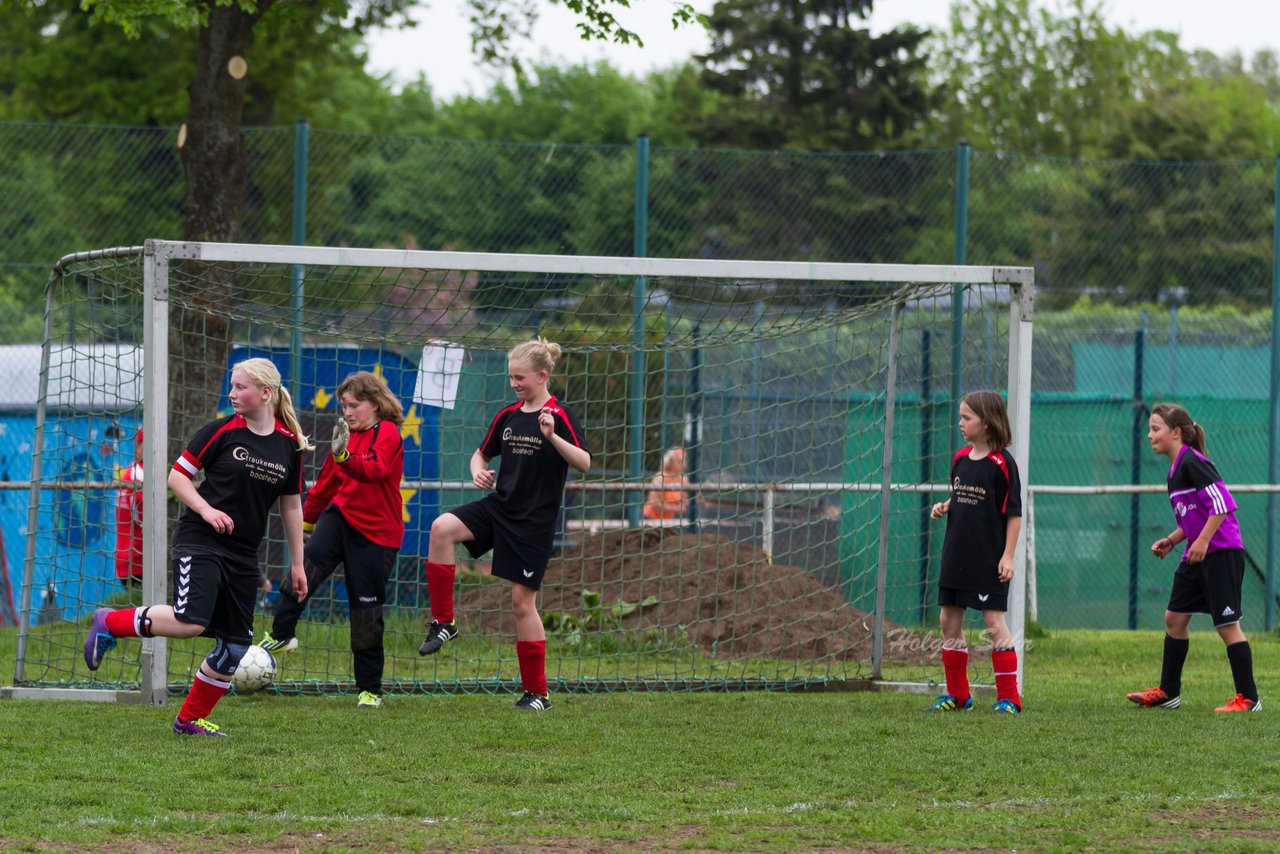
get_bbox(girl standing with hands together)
[84,358,310,736]
[928,390,1024,714]
[420,338,590,711]
[1127,403,1260,713]
[260,371,405,709]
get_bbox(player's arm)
[997,515,1022,582]
[278,493,308,600]
[167,467,234,534]
[539,407,591,472]
[1185,514,1225,564]
[337,424,403,483]
[302,456,341,530]
[471,449,496,489]
[1152,527,1185,559]
[930,498,950,519]
[548,431,591,472]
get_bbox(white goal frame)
[8,240,1033,703]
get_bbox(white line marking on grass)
[924,791,1254,810]
[73,812,463,828]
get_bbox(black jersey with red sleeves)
[939,447,1023,595]
[478,397,589,533]
[171,414,304,561]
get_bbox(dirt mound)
[456,527,928,662]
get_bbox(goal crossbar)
[142,239,1035,286]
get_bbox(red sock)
[516,639,547,697]
[177,670,231,722]
[105,608,142,638]
[992,647,1021,707]
[425,561,456,624]
[942,646,970,703]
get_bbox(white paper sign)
[413,342,464,409]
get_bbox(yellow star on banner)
[312,387,333,410]
[401,404,422,447]
[400,486,417,523]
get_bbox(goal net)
[8,241,1032,702]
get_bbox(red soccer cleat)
[1126,687,1180,709]
[1214,693,1261,713]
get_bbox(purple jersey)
[1167,446,1243,555]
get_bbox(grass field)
[3,627,1280,853]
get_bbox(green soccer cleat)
[925,694,973,712]
[258,631,298,655]
[356,690,383,709]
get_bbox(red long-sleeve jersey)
[304,419,405,548]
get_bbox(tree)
[7,0,697,448]
[694,0,935,151]
[928,0,1153,156]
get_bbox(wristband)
[302,521,315,533]
[333,450,350,463]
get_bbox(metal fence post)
[918,328,933,624]
[627,134,649,528]
[289,119,309,403]
[1267,153,1280,631]
[950,141,970,455]
[1128,313,1148,630]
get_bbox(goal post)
[8,239,1033,702]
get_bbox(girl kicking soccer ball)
[83,358,310,735]
[1126,403,1260,713]
[928,390,1024,714]
[420,337,590,711]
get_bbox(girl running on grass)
[259,371,405,710]
[1126,403,1260,713]
[84,358,310,736]
[419,337,590,711]
[927,390,1024,714]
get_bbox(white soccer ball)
[232,644,276,694]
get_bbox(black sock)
[1159,635,1190,697]
[1226,641,1258,702]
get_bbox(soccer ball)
[232,644,276,694]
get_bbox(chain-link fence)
[2,120,1279,632]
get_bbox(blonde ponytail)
[276,386,315,452]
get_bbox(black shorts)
[449,497,553,590]
[169,547,258,642]
[1167,548,1245,627]
[938,585,1008,612]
